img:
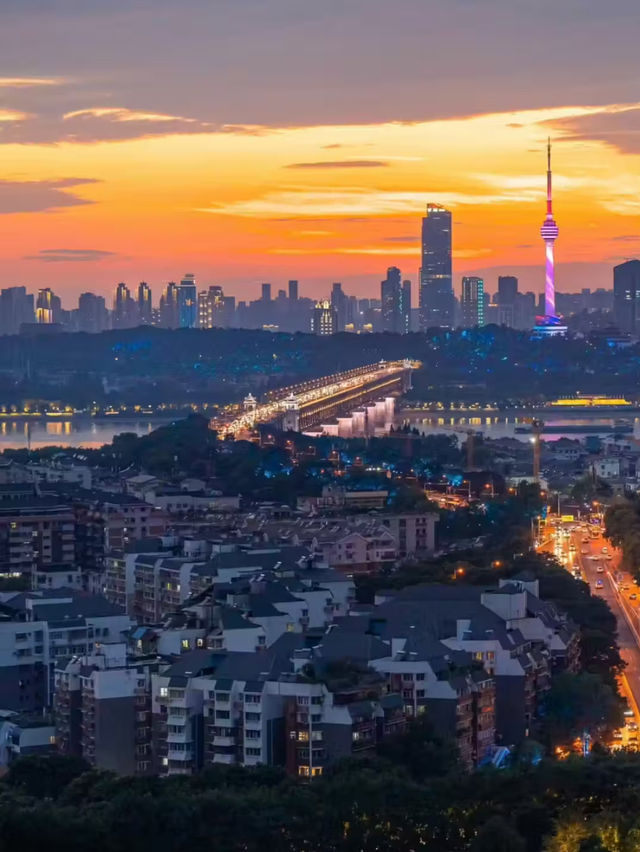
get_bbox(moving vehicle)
[595,579,604,589]
[631,593,638,601]
[596,565,604,573]
[602,546,609,554]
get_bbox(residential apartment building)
[0,710,55,769]
[55,642,159,775]
[151,637,406,778]
[0,486,76,588]
[71,490,167,576]
[0,589,133,713]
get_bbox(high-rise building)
[401,280,412,334]
[137,282,152,325]
[311,300,337,335]
[0,287,34,335]
[159,282,179,328]
[497,276,518,327]
[36,288,62,324]
[613,259,640,335]
[77,292,108,333]
[460,277,485,327]
[419,204,453,328]
[331,282,347,332]
[381,266,403,333]
[498,276,518,305]
[261,282,272,302]
[288,280,299,301]
[197,285,224,329]
[177,274,197,328]
[113,283,136,329]
[222,296,236,327]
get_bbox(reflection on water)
[0,419,165,450]
[398,412,640,442]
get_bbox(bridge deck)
[221,360,419,436]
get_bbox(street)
[540,516,640,748]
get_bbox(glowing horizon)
[2,99,640,305]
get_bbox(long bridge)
[219,360,419,438]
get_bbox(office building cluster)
[0,277,389,337]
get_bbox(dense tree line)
[5,751,640,851]
[606,498,640,578]
[2,325,640,407]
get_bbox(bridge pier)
[337,416,354,437]
[374,400,387,425]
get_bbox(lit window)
[298,765,310,777]
[159,686,168,698]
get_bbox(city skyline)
[2,2,640,299]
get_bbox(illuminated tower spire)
[540,137,559,317]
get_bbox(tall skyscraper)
[381,266,403,333]
[36,288,62,324]
[540,139,559,318]
[419,204,453,328]
[261,282,272,302]
[401,280,411,334]
[137,282,152,325]
[113,282,136,328]
[311,300,337,335]
[197,285,224,329]
[497,276,518,327]
[460,277,485,327]
[77,292,108,333]
[331,282,347,332]
[159,282,179,328]
[0,287,34,335]
[222,295,236,327]
[177,274,197,328]
[613,260,640,335]
[288,280,298,301]
[498,276,518,305]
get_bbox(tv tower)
[540,138,559,318]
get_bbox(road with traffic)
[540,517,640,747]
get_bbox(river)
[398,409,640,442]
[0,418,174,450]
[1,411,638,451]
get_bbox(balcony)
[212,752,235,765]
[167,730,193,745]
[166,747,193,762]
[213,734,236,747]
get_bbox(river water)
[397,410,640,443]
[0,411,638,451]
[0,418,172,450]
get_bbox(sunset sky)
[2,0,640,304]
